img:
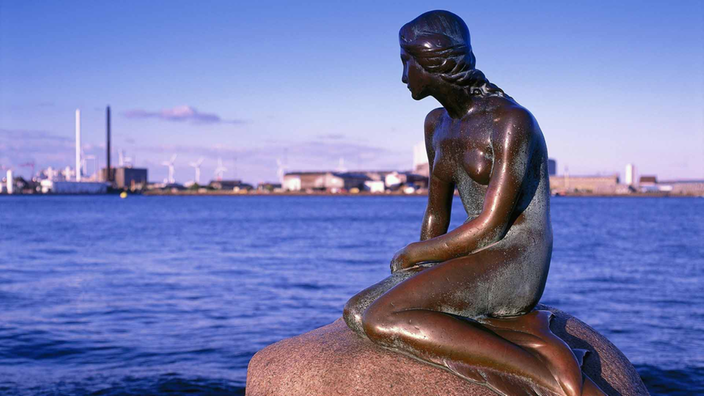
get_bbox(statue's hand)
[390,245,415,273]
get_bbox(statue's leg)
[343,265,427,339]
[360,252,566,394]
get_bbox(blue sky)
[1,0,702,184]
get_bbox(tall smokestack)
[75,109,81,182]
[106,106,111,182]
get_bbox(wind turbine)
[336,157,347,173]
[162,154,177,184]
[190,157,204,185]
[214,157,227,181]
[276,158,288,185]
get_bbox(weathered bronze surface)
[344,10,605,395]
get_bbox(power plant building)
[40,180,107,194]
[114,167,148,189]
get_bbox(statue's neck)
[434,86,478,119]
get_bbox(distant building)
[639,175,658,192]
[282,170,426,193]
[257,182,282,192]
[1,174,37,194]
[625,164,636,186]
[639,175,657,185]
[658,180,704,195]
[340,172,371,191]
[549,174,620,193]
[385,172,407,188]
[364,180,385,193]
[40,180,108,194]
[209,179,241,190]
[114,167,148,190]
[282,171,371,192]
[209,179,252,191]
[5,169,13,194]
[360,171,394,182]
[283,172,331,191]
[283,174,302,191]
[547,159,557,176]
[406,173,429,190]
[100,167,115,183]
[413,141,430,177]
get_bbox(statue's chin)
[410,91,427,101]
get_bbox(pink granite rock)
[246,306,649,396]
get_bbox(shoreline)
[3,191,702,198]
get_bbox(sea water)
[0,196,702,395]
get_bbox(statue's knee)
[343,294,365,333]
[343,298,357,322]
[361,303,394,343]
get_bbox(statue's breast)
[432,116,494,186]
[462,146,493,186]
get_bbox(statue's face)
[401,48,432,101]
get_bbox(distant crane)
[162,154,177,184]
[214,157,227,181]
[190,157,204,185]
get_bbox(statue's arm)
[405,107,535,265]
[420,108,453,241]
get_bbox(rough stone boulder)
[246,305,649,395]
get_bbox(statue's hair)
[400,10,509,98]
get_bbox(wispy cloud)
[0,129,74,168]
[316,133,345,140]
[0,128,71,144]
[123,105,246,125]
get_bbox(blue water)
[0,196,702,395]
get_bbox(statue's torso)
[428,100,553,290]
[430,110,495,219]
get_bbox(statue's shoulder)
[487,96,533,120]
[424,107,445,136]
[486,97,540,139]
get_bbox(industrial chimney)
[106,106,112,182]
[75,109,81,182]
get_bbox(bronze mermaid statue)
[343,10,605,396]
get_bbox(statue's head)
[400,11,505,100]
